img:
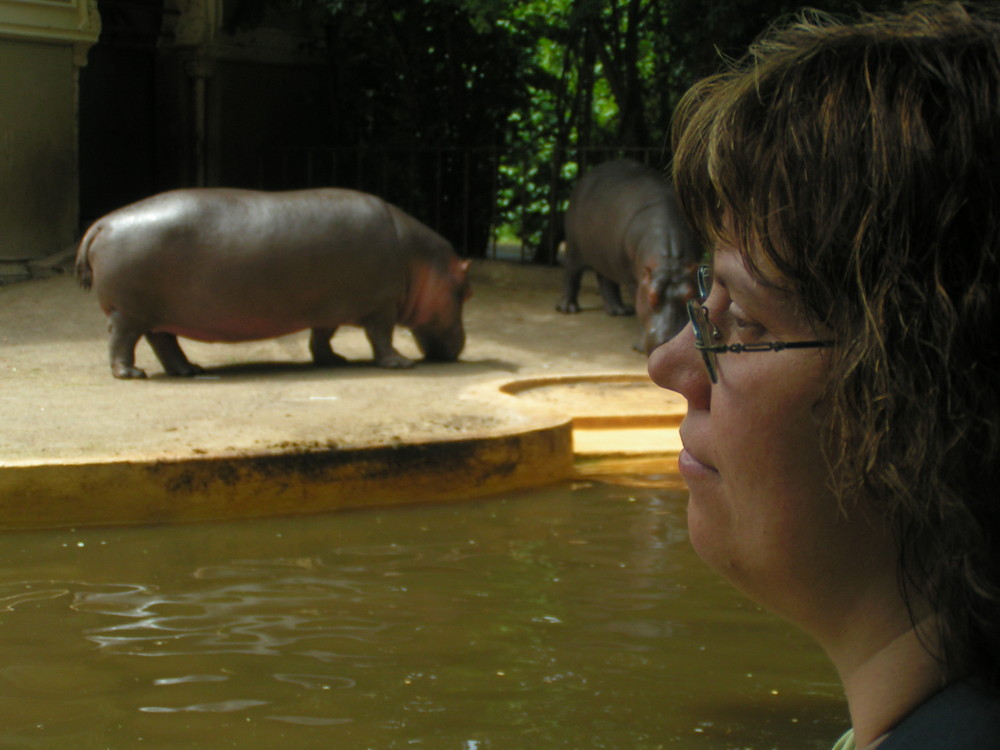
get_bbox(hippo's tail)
[74,224,100,290]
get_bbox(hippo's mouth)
[415,329,465,362]
[643,303,688,354]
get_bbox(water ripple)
[75,574,400,658]
[140,699,269,713]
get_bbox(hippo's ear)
[647,286,663,311]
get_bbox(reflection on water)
[0,480,846,749]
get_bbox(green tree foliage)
[323,0,527,149]
[313,0,904,260]
[314,1,530,254]
[497,0,673,260]
[497,0,904,260]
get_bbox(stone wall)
[0,0,99,267]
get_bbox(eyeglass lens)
[687,296,719,383]
[689,265,719,382]
[697,265,712,297]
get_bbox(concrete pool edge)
[2,372,684,531]
[482,372,684,464]
[0,419,576,530]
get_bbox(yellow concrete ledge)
[0,422,574,530]
[1,371,683,531]
[490,372,684,464]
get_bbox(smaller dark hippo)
[75,187,471,378]
[556,159,701,354]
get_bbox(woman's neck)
[831,615,945,748]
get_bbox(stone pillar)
[183,55,215,187]
[0,0,100,266]
[170,0,220,187]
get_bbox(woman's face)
[648,250,892,630]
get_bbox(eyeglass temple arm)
[696,340,835,353]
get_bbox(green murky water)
[0,479,846,749]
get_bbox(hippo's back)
[565,160,672,278]
[569,159,670,216]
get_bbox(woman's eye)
[733,315,761,330]
[728,310,766,341]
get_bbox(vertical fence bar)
[462,149,470,254]
[434,149,443,232]
[488,146,499,259]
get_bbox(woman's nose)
[647,322,710,405]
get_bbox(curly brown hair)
[671,2,1000,686]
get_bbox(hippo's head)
[636,263,699,355]
[409,258,472,362]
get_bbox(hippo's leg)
[310,327,349,366]
[362,312,414,369]
[145,332,204,377]
[556,266,584,313]
[107,310,148,379]
[597,274,635,316]
[624,280,639,306]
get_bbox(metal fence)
[257,145,670,263]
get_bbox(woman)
[648,4,1000,749]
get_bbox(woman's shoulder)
[878,680,1000,750]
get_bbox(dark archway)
[78,0,166,226]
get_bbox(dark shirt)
[878,681,1000,750]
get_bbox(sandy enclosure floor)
[2,260,682,463]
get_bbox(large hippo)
[556,159,701,354]
[75,188,471,379]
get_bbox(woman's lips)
[678,447,717,479]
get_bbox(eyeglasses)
[688,265,835,383]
